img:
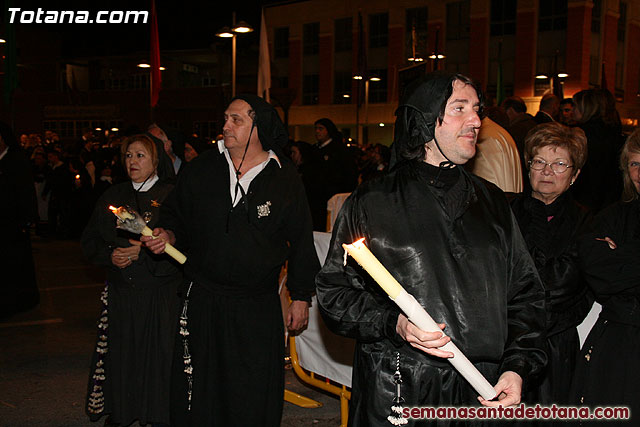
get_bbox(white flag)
[257,8,271,102]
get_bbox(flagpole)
[150,0,161,120]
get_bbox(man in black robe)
[0,121,39,319]
[143,95,319,426]
[307,118,358,231]
[316,72,547,426]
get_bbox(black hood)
[391,71,483,168]
[232,94,288,156]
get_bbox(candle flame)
[75,174,81,179]
[353,237,366,247]
[108,206,117,212]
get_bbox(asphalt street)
[0,235,341,427]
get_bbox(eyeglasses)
[561,108,572,112]
[529,158,573,174]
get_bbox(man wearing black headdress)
[309,118,358,230]
[143,95,319,426]
[316,72,547,426]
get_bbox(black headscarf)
[314,118,343,143]
[232,94,288,157]
[391,71,483,168]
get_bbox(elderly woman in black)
[510,122,593,405]
[571,129,640,424]
[82,134,181,427]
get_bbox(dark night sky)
[1,0,279,57]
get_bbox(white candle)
[343,238,497,401]
[109,205,187,265]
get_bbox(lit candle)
[109,205,187,265]
[343,238,497,401]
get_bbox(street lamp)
[216,13,254,97]
[353,75,382,144]
[429,28,446,71]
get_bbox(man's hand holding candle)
[141,227,176,255]
[396,314,453,358]
[478,371,523,408]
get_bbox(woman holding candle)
[570,129,640,423]
[82,134,181,427]
[509,122,593,405]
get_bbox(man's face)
[148,126,167,142]
[148,126,173,154]
[223,99,257,152]
[428,79,482,166]
[315,124,329,143]
[560,104,573,121]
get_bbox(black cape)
[571,199,640,425]
[316,161,547,426]
[510,192,593,405]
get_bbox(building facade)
[264,0,640,144]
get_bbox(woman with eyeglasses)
[570,129,640,422]
[509,122,593,406]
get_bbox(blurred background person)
[534,93,560,124]
[467,106,523,193]
[358,143,390,184]
[309,118,357,231]
[82,134,181,427]
[31,147,51,236]
[571,89,623,212]
[559,98,577,126]
[503,96,537,187]
[148,123,184,175]
[45,147,72,238]
[288,140,324,228]
[182,136,211,163]
[0,121,39,319]
[510,122,593,406]
[571,128,640,424]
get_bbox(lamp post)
[216,12,253,97]
[429,28,445,71]
[353,75,381,144]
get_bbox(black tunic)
[571,199,640,425]
[159,148,319,426]
[82,180,182,426]
[316,161,547,426]
[0,146,39,318]
[510,193,593,405]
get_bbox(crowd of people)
[1,69,638,426]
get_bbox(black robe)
[571,199,640,425]
[0,146,39,319]
[510,193,593,405]
[158,148,319,426]
[316,161,547,426]
[82,180,182,426]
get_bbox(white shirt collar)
[217,140,281,207]
[131,174,159,192]
[317,138,332,149]
[217,139,281,168]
